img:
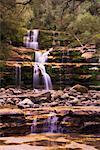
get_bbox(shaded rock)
[93,93,100,100]
[12,97,21,104]
[32,91,51,103]
[70,96,75,99]
[6,98,14,105]
[60,93,69,99]
[70,84,88,93]
[69,98,79,105]
[5,88,13,95]
[51,90,64,100]
[0,99,5,105]
[0,108,28,136]
[0,88,5,92]
[77,95,84,99]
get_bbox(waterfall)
[24,29,39,49]
[31,112,58,133]
[31,117,37,133]
[15,64,21,88]
[24,29,53,90]
[33,49,53,90]
[47,112,58,133]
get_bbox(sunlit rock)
[18,98,34,108]
[70,84,88,93]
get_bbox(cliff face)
[0,44,99,89]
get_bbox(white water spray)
[24,29,39,49]
[31,117,37,133]
[24,29,53,90]
[33,48,53,90]
[47,112,58,133]
[15,64,21,88]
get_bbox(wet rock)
[70,84,88,93]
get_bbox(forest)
[0,0,100,49]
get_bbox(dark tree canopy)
[0,0,100,47]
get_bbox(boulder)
[17,98,34,108]
[70,84,88,93]
[0,99,5,106]
[32,91,51,103]
[51,90,64,100]
[81,52,94,59]
[12,89,22,94]
[60,93,69,100]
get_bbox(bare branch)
[17,5,26,17]
[16,0,32,5]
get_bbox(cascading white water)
[31,117,37,133]
[24,29,52,90]
[31,112,58,133]
[24,29,39,49]
[15,64,21,88]
[47,112,58,133]
[33,49,53,90]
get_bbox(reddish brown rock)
[70,84,88,93]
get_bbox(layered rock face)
[0,86,100,136]
[0,44,99,89]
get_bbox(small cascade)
[31,112,58,133]
[23,29,39,49]
[47,112,58,133]
[15,64,21,88]
[31,117,37,133]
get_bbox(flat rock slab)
[0,91,51,100]
[0,108,24,116]
[24,106,100,116]
[0,133,99,150]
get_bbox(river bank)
[0,84,100,149]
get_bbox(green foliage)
[0,0,100,48]
[0,44,11,60]
[0,0,28,43]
